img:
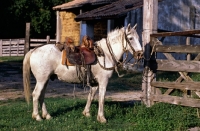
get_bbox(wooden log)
[151,82,200,91]
[0,37,55,56]
[186,39,191,60]
[154,45,200,53]
[2,39,25,45]
[194,53,200,61]
[142,0,158,107]
[151,30,200,37]
[0,40,2,56]
[9,39,11,56]
[2,46,24,49]
[185,43,191,97]
[17,39,19,56]
[30,39,56,43]
[56,11,61,43]
[164,76,183,95]
[3,51,24,54]
[156,59,200,72]
[151,94,200,108]
[142,67,155,106]
[30,43,44,47]
[151,38,193,81]
[24,23,30,55]
[2,54,24,56]
[30,39,49,42]
[46,35,50,43]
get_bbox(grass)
[108,70,142,91]
[1,56,200,130]
[0,56,24,62]
[0,98,200,131]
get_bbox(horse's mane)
[95,27,125,46]
[107,27,124,42]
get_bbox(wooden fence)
[142,30,200,108]
[0,36,56,56]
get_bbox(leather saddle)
[58,36,96,66]
[66,46,95,65]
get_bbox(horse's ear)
[127,24,131,31]
[133,24,137,29]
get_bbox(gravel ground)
[0,62,142,101]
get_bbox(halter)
[96,29,139,77]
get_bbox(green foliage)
[0,0,72,38]
[108,70,142,91]
[190,73,200,81]
[0,56,24,62]
[0,98,200,131]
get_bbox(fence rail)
[142,29,200,108]
[0,37,56,56]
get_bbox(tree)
[0,0,71,38]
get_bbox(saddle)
[58,36,96,66]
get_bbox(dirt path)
[0,62,142,101]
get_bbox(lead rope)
[106,38,124,77]
[143,42,156,61]
[96,32,132,77]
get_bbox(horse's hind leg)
[32,80,51,121]
[39,80,51,120]
[82,86,98,117]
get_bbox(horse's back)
[30,44,61,79]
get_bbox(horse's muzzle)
[134,51,143,60]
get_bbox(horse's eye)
[129,37,133,40]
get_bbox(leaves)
[0,0,72,38]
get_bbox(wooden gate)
[142,30,200,107]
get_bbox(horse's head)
[125,24,143,60]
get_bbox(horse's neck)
[107,30,124,60]
[98,35,124,62]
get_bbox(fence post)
[9,39,11,56]
[142,0,158,107]
[0,40,2,56]
[17,39,19,56]
[56,11,61,43]
[46,35,50,44]
[24,23,30,55]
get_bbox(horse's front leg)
[97,80,108,123]
[83,86,98,117]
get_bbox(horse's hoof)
[43,113,52,120]
[97,116,107,123]
[45,114,52,120]
[32,114,42,121]
[82,111,90,117]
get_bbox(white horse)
[23,24,143,123]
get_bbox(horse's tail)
[23,50,32,105]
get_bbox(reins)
[96,30,138,77]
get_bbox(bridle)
[96,29,142,77]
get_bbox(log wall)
[59,11,80,45]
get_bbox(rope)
[95,30,142,77]
[143,42,156,61]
